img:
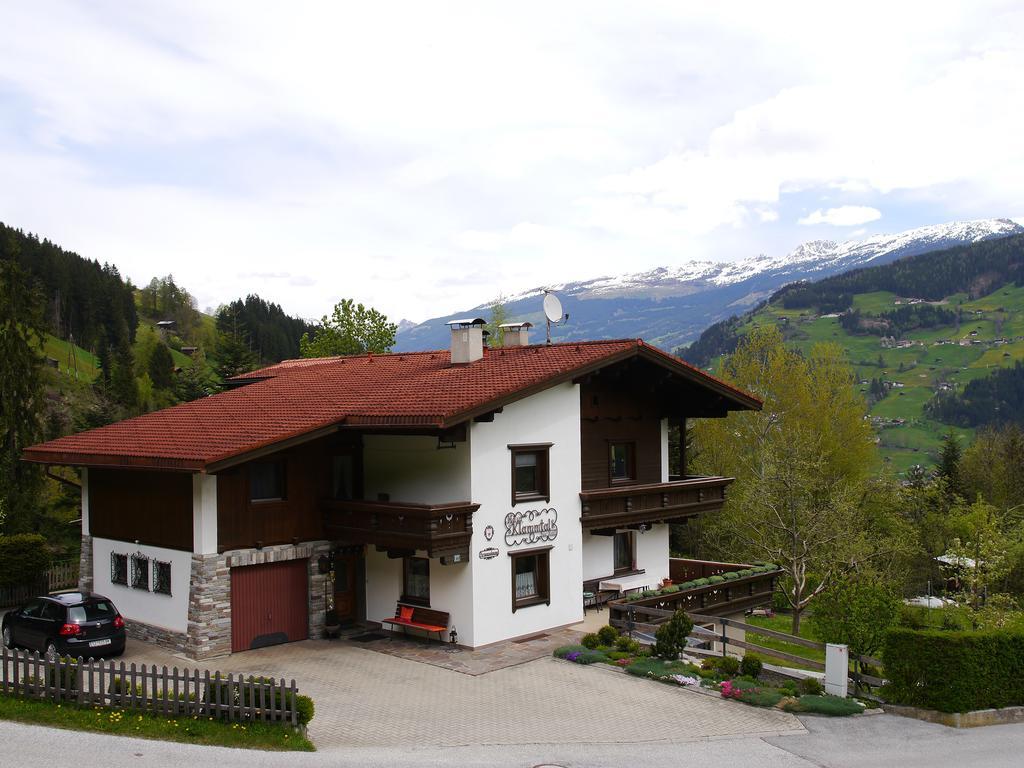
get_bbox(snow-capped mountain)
[394,218,1024,352]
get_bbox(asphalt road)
[3,713,1024,767]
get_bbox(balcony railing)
[322,499,478,559]
[608,558,780,627]
[578,476,732,531]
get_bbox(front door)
[333,554,358,624]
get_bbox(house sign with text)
[505,508,558,547]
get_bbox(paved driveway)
[118,638,803,750]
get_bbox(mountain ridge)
[394,218,1023,352]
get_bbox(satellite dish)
[542,291,568,345]
[543,293,564,323]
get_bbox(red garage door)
[231,560,309,652]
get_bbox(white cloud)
[0,1,1022,322]
[798,206,882,227]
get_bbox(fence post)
[720,620,728,657]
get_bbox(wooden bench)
[379,603,450,643]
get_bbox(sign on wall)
[478,547,499,560]
[505,508,558,547]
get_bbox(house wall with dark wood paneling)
[89,469,193,551]
[580,376,663,490]
[216,440,332,552]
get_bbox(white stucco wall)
[91,537,191,633]
[192,474,217,555]
[364,546,402,626]
[635,523,670,585]
[468,382,583,647]
[581,531,613,581]
[363,434,471,503]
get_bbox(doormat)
[512,633,548,644]
[350,632,388,643]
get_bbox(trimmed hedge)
[883,627,1024,713]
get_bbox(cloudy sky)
[2,1,1023,324]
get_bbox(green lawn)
[0,694,313,751]
[43,334,99,382]
[743,614,824,670]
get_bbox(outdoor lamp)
[449,626,458,646]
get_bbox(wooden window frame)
[509,443,552,506]
[401,556,430,607]
[613,530,636,574]
[509,545,552,612]
[249,460,287,503]
[608,441,637,485]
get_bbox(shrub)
[717,656,740,676]
[739,653,763,679]
[692,578,709,587]
[737,569,754,577]
[581,633,601,649]
[615,635,641,654]
[597,625,619,645]
[791,694,862,716]
[678,581,696,590]
[722,571,740,581]
[883,627,1024,713]
[574,651,608,665]
[653,610,693,660]
[798,677,824,696]
[0,534,50,589]
[606,651,632,661]
[707,575,725,585]
[640,590,657,598]
[739,689,783,707]
[899,605,927,630]
[663,585,680,593]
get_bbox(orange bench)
[380,603,450,643]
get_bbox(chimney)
[446,318,487,364]
[499,321,533,347]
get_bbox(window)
[402,557,430,606]
[130,553,150,591]
[111,553,128,585]
[40,602,63,622]
[509,547,551,612]
[250,460,286,501]
[153,560,172,596]
[509,443,552,505]
[614,531,635,573]
[68,602,115,624]
[609,442,635,483]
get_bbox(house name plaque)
[505,508,558,547]
[478,547,499,560]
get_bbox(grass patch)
[0,694,314,751]
[787,694,864,716]
[744,615,825,670]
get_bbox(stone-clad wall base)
[885,703,1024,728]
[79,535,94,593]
[185,540,332,660]
[127,621,188,655]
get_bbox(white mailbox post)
[825,643,849,698]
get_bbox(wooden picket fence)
[47,559,80,592]
[0,645,299,726]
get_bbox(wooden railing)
[610,604,885,691]
[608,566,778,624]
[1,645,301,725]
[579,476,732,531]
[323,499,478,558]
[669,557,751,583]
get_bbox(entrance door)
[231,559,309,652]
[333,554,358,624]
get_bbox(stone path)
[347,625,583,675]
[118,638,804,750]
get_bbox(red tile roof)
[23,339,760,471]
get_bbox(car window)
[20,599,44,618]
[68,602,116,623]
[40,603,64,622]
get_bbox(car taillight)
[59,623,81,637]
[113,616,124,629]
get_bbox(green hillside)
[705,284,1024,474]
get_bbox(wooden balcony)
[608,559,780,629]
[322,499,478,559]
[578,476,732,532]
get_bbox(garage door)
[231,559,309,652]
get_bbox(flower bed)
[553,620,864,717]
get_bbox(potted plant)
[324,609,341,640]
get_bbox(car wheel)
[45,641,58,664]
[1,625,11,649]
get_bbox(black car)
[2,592,126,661]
